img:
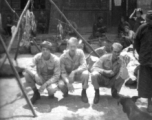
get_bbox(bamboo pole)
[0,0,31,69]
[0,35,37,117]
[49,0,100,58]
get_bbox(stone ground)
[0,33,151,120]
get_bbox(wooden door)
[111,0,137,26]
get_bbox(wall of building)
[0,0,50,33]
[111,0,137,26]
[137,0,152,18]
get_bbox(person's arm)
[45,58,60,86]
[73,50,87,73]
[133,25,142,54]
[124,31,134,40]
[91,55,115,77]
[60,56,69,84]
[89,47,106,57]
[31,53,40,67]
[129,9,136,19]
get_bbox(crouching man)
[91,43,125,104]
[24,41,61,104]
[60,37,89,103]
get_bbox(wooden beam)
[4,0,19,18]
[14,27,23,60]
[49,0,100,58]
[0,35,37,117]
[0,0,31,69]
[32,38,41,52]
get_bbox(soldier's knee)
[58,80,68,94]
[47,84,58,95]
[81,70,90,80]
[82,70,89,76]
[91,71,99,79]
[91,71,100,84]
[24,69,32,81]
[58,80,66,89]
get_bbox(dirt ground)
[0,38,151,120]
[0,52,146,120]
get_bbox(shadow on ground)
[23,94,90,113]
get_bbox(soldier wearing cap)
[60,37,89,103]
[134,10,152,112]
[91,43,126,104]
[24,41,63,104]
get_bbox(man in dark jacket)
[92,16,106,38]
[134,10,152,112]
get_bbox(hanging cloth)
[114,0,122,6]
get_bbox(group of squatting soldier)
[24,37,127,104]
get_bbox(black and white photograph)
[0,0,152,120]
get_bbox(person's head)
[124,25,130,33]
[98,16,103,23]
[146,10,152,26]
[40,11,44,16]
[112,43,123,60]
[121,16,125,23]
[58,20,62,24]
[135,8,143,18]
[67,37,78,55]
[102,41,110,52]
[40,41,52,58]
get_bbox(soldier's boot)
[81,89,88,103]
[31,89,40,104]
[93,89,100,104]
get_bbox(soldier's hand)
[39,83,47,93]
[67,83,74,93]
[113,63,121,75]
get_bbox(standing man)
[24,41,63,104]
[60,37,89,103]
[134,10,152,112]
[6,16,13,36]
[91,43,125,104]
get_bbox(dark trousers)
[138,65,152,98]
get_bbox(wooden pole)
[0,0,31,69]
[4,0,19,18]
[49,0,100,58]
[14,27,23,60]
[32,38,41,52]
[0,35,37,117]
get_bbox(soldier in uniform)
[91,43,126,104]
[60,37,89,103]
[24,41,62,104]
